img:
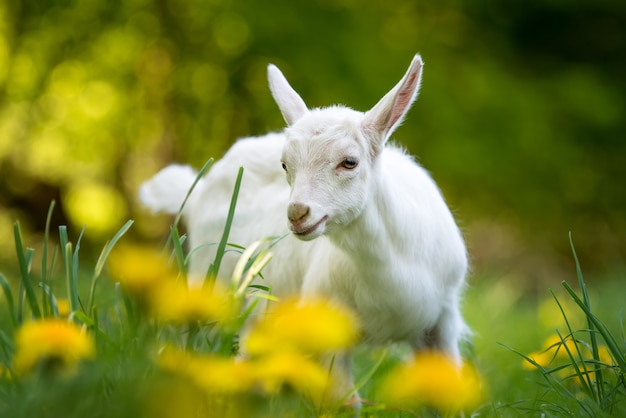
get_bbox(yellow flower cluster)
[525,335,614,369]
[245,297,360,355]
[158,347,255,395]
[13,319,95,376]
[151,280,236,324]
[108,244,364,407]
[378,351,483,414]
[157,297,360,405]
[107,244,235,324]
[55,298,71,317]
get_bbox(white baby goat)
[141,54,469,407]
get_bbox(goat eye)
[340,158,358,170]
[281,162,287,172]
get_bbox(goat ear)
[362,55,423,153]
[267,64,309,126]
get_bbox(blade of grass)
[500,342,595,416]
[46,247,60,317]
[17,281,24,324]
[550,289,595,398]
[171,158,214,233]
[87,220,134,317]
[14,222,41,319]
[162,158,214,254]
[59,225,70,309]
[70,310,94,327]
[205,166,244,288]
[41,200,56,317]
[39,283,58,317]
[0,329,15,367]
[554,329,595,399]
[569,233,605,399]
[64,241,77,313]
[160,159,213,283]
[169,226,187,285]
[72,227,86,312]
[0,273,17,327]
[116,282,137,336]
[562,281,626,372]
[236,235,286,283]
[60,225,85,315]
[93,220,134,279]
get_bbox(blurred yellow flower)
[108,244,238,324]
[597,344,614,366]
[253,352,330,403]
[524,334,577,370]
[524,334,616,387]
[245,297,359,355]
[378,351,483,413]
[13,319,95,375]
[55,298,71,317]
[190,355,255,395]
[157,347,332,403]
[150,280,235,324]
[158,347,255,395]
[107,244,174,295]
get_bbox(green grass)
[0,184,624,417]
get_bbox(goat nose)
[288,202,309,223]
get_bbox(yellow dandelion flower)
[597,344,614,366]
[245,297,359,355]
[13,319,95,375]
[524,335,584,370]
[253,351,330,403]
[157,347,254,395]
[524,349,554,370]
[107,244,174,294]
[150,280,235,324]
[55,298,71,317]
[378,351,483,413]
[189,355,255,395]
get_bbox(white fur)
[140,55,469,406]
[139,164,198,215]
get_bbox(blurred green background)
[0,0,624,288]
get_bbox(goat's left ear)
[268,64,309,126]
[362,55,423,154]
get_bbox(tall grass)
[501,235,626,417]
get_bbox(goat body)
[141,55,469,403]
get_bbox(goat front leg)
[420,300,467,365]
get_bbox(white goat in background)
[140,54,469,408]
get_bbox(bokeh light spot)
[213,13,251,55]
[191,63,228,102]
[64,181,127,237]
[79,81,117,119]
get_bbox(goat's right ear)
[268,64,309,126]
[362,55,424,155]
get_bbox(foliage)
[500,238,626,417]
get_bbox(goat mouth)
[291,215,329,238]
